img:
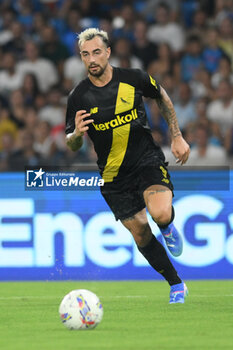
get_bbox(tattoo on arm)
[66,132,83,152]
[156,87,182,139]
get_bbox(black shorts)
[100,159,174,221]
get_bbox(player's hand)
[171,135,190,165]
[74,110,94,137]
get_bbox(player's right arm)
[66,110,93,152]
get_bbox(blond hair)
[78,28,109,48]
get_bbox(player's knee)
[151,207,172,226]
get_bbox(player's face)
[80,37,111,77]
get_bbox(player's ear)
[106,46,111,59]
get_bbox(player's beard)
[88,63,107,77]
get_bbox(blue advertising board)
[0,170,232,280]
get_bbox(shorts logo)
[160,165,169,184]
[92,108,138,131]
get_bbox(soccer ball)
[59,289,103,330]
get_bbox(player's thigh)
[100,183,145,221]
[143,184,173,223]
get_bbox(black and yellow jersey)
[65,67,165,183]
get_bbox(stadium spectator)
[190,68,215,100]
[142,0,179,22]
[24,107,39,134]
[21,73,41,106]
[0,131,15,171]
[50,122,67,153]
[195,96,210,127]
[31,12,48,42]
[147,43,173,81]
[63,41,86,88]
[160,73,179,103]
[147,2,185,53]
[110,37,143,69]
[210,120,224,146]
[202,27,225,74]
[34,120,56,158]
[40,25,70,68]
[2,22,26,60]
[172,59,182,86]
[181,35,204,82]
[0,52,23,96]
[0,108,18,147]
[112,4,136,42]
[0,105,17,169]
[214,0,233,25]
[187,9,208,39]
[195,97,223,146]
[17,41,59,92]
[78,0,99,21]
[99,18,113,46]
[211,55,233,87]
[187,124,227,166]
[0,7,15,46]
[38,87,65,127]
[207,79,233,135]
[9,90,26,128]
[61,8,82,55]
[174,82,197,131]
[132,19,158,70]
[33,92,47,112]
[144,98,168,137]
[218,16,233,68]
[16,0,34,33]
[8,130,41,171]
[224,126,233,157]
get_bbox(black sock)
[138,235,182,286]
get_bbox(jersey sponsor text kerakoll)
[92,108,138,131]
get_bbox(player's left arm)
[155,86,190,165]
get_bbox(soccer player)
[65,28,190,304]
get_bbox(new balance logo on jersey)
[90,107,98,114]
[92,108,138,131]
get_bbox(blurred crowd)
[0,0,233,171]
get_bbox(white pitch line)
[102,295,147,298]
[0,295,147,300]
[192,294,233,297]
[0,295,59,300]
[102,295,233,298]
[0,294,233,300]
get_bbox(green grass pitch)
[0,280,233,350]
